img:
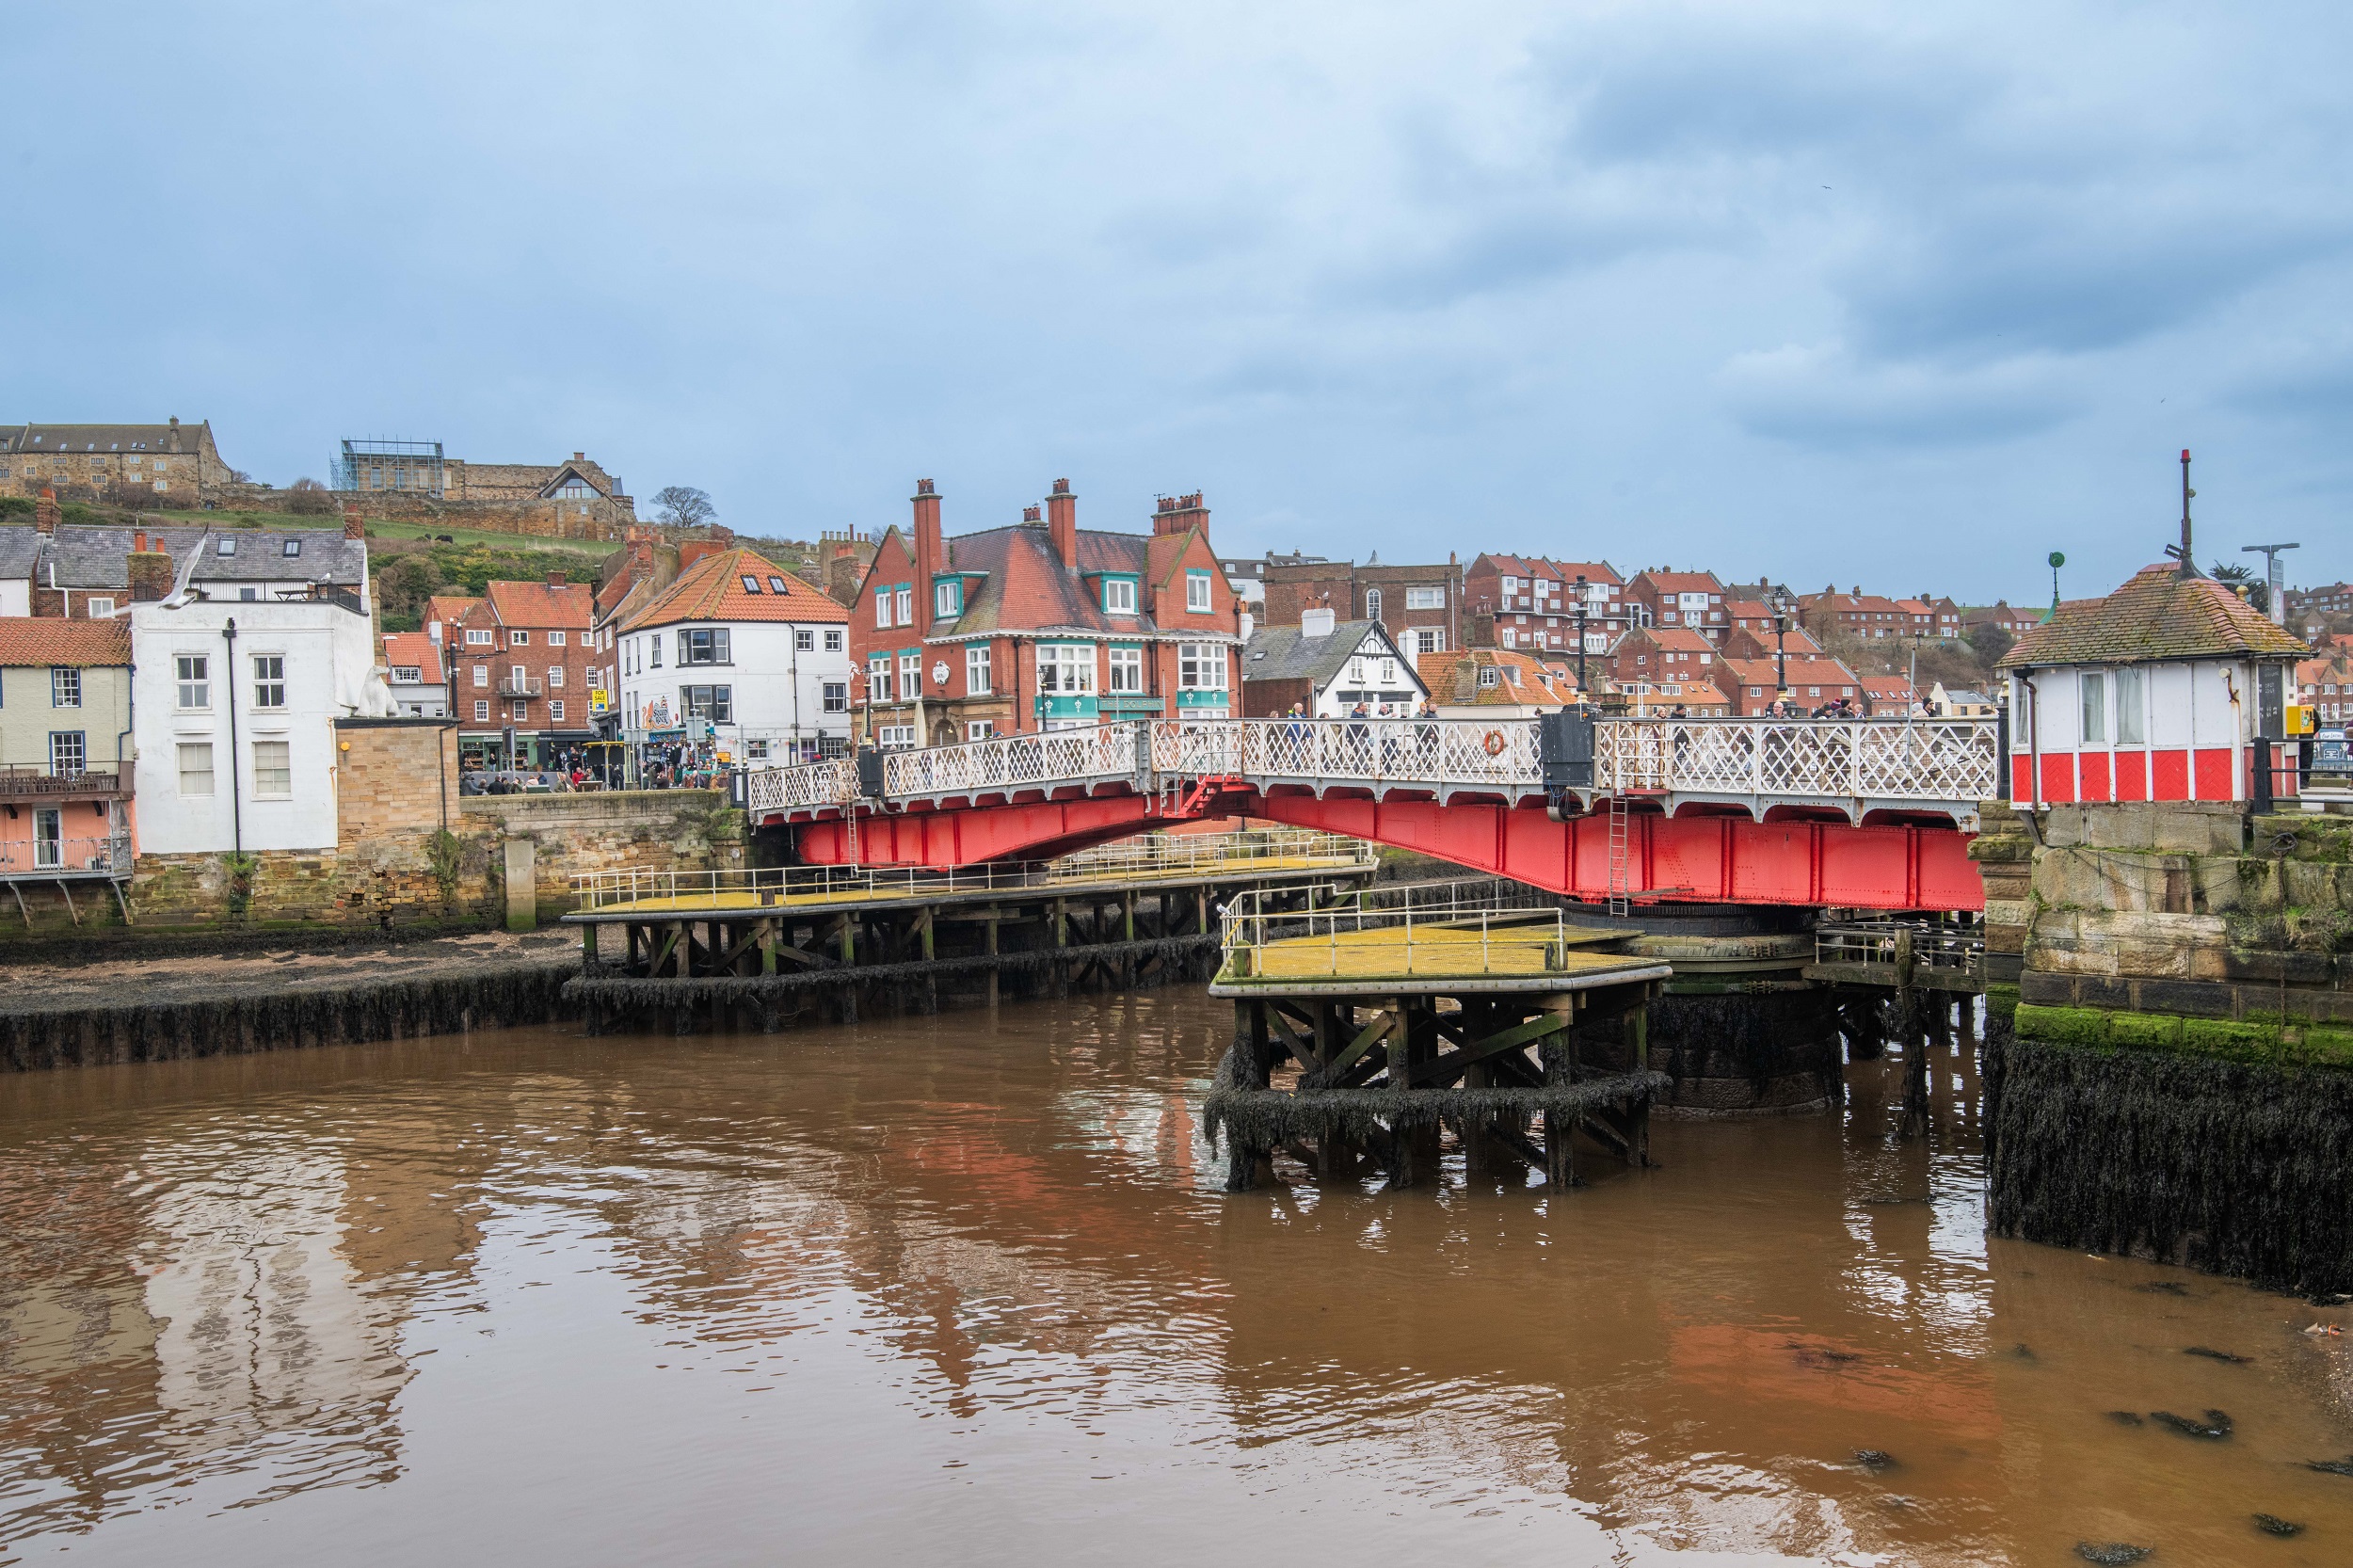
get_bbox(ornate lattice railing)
[1593,719,1996,805]
[745,757,858,814]
[744,716,1996,816]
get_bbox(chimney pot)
[549,572,564,588]
[1045,481,1078,568]
[1023,505,1042,524]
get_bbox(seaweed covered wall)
[1986,797,2353,1290]
[1989,1028,2353,1297]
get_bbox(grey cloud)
[1719,343,2081,448]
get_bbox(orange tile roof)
[1416,646,1577,706]
[1625,624,1716,653]
[623,547,849,631]
[1634,569,1724,593]
[486,579,593,629]
[381,632,440,671]
[424,594,483,625]
[0,616,130,666]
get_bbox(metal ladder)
[1606,792,1631,917]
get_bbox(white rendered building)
[130,594,387,854]
[616,546,853,763]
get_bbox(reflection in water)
[0,996,2347,1566]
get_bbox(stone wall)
[117,786,738,936]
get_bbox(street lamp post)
[1772,612,1790,714]
[1574,574,1590,698]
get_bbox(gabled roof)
[6,523,366,590]
[424,594,484,626]
[486,579,593,629]
[1619,624,1715,654]
[933,524,1196,638]
[2001,564,2310,668]
[0,616,130,667]
[381,632,441,672]
[1718,655,1861,687]
[622,547,848,631]
[1474,553,1619,585]
[1632,568,1724,594]
[1417,647,1577,706]
[2,421,207,455]
[1242,620,1419,690]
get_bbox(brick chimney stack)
[343,502,365,540]
[167,416,182,453]
[1046,478,1077,570]
[1152,490,1208,537]
[911,478,942,627]
[128,535,174,602]
[34,486,59,535]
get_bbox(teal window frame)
[1099,573,1141,615]
[1185,569,1213,612]
[934,577,963,618]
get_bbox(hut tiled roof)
[2001,564,2309,668]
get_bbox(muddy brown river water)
[2,991,2349,1566]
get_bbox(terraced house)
[849,479,1243,747]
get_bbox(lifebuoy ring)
[1482,729,1506,757]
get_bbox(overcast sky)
[10,2,2347,601]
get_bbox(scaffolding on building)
[334,438,446,497]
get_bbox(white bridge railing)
[744,716,1996,820]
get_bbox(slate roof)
[486,579,594,630]
[0,616,130,667]
[935,525,1168,638]
[1241,620,1416,689]
[2001,564,2310,668]
[1,422,206,455]
[621,547,847,631]
[0,523,365,590]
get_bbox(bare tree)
[284,476,336,516]
[1965,621,2014,672]
[653,486,716,529]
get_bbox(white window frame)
[177,741,215,796]
[1186,570,1212,613]
[251,653,286,711]
[1178,642,1226,691]
[175,653,209,711]
[824,629,844,652]
[966,644,992,696]
[1108,646,1144,694]
[1036,643,1096,695]
[1103,577,1136,615]
[251,740,293,799]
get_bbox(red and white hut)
[1999,563,2308,806]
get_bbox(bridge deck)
[1220,929,1662,988]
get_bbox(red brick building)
[1625,568,1730,641]
[1464,554,1625,655]
[1250,552,1462,657]
[1712,655,1864,715]
[449,577,597,765]
[1609,625,1730,713]
[1799,585,1916,642]
[850,479,1244,745]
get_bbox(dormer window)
[741,575,764,593]
[1478,665,1500,689]
[1102,578,1135,614]
[936,580,962,618]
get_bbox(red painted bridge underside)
[788,788,1983,913]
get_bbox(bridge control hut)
[1999,562,2308,807]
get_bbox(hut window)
[2115,667,2145,745]
[2080,671,2106,744]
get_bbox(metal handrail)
[1814,920,1984,974]
[1217,876,1569,980]
[568,827,1373,910]
[0,834,135,875]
